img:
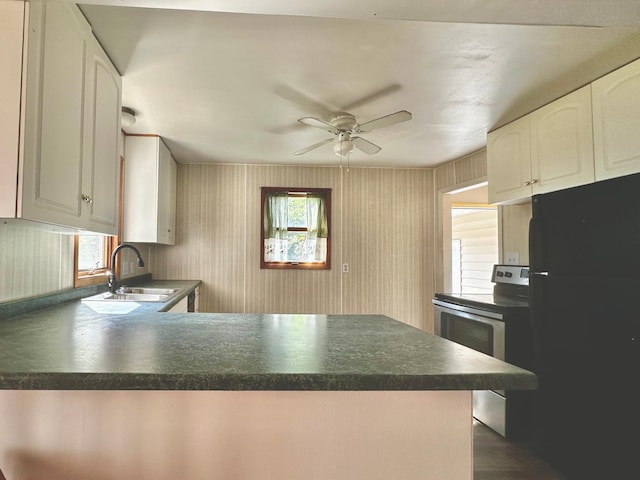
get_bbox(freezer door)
[530,172,640,275]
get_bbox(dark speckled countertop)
[0,284,537,391]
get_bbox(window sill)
[75,270,109,288]
[261,262,330,270]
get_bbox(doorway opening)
[443,183,498,294]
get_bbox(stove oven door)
[433,301,505,360]
[433,300,508,437]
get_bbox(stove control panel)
[492,265,529,286]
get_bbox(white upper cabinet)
[529,86,594,195]
[20,2,88,227]
[592,58,640,181]
[0,1,121,234]
[123,135,177,245]
[487,115,531,204]
[157,142,178,245]
[488,86,594,204]
[0,0,24,218]
[82,33,122,232]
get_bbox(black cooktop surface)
[434,292,529,312]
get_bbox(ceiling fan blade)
[341,84,402,111]
[293,137,334,156]
[352,136,381,155]
[273,85,333,118]
[298,117,338,133]
[357,110,412,133]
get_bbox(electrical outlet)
[505,252,519,265]
[342,263,349,273]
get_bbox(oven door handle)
[432,299,503,321]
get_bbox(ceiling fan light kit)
[334,136,355,157]
[293,109,412,158]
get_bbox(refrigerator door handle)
[529,201,546,272]
[529,213,537,271]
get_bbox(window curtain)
[263,192,289,262]
[263,192,328,263]
[306,193,328,261]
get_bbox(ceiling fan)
[293,110,412,157]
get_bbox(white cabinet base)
[0,390,473,480]
[168,295,189,312]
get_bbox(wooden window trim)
[261,187,331,270]
[73,235,118,288]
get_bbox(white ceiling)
[78,0,640,167]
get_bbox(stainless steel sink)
[116,287,178,296]
[102,292,171,302]
[82,287,182,304]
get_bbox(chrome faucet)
[108,244,145,293]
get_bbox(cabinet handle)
[530,179,538,184]
[524,181,530,186]
[81,194,93,204]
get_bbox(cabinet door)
[21,2,90,227]
[487,115,531,204]
[123,136,160,243]
[123,135,177,245]
[592,59,640,181]
[168,296,189,313]
[83,35,122,235]
[530,86,594,195]
[157,140,177,245]
[193,286,200,312]
[0,1,25,218]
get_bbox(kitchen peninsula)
[0,303,536,480]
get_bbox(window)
[74,235,117,287]
[261,187,331,269]
[451,205,498,293]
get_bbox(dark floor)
[473,420,569,480]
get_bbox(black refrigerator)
[529,173,640,479]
